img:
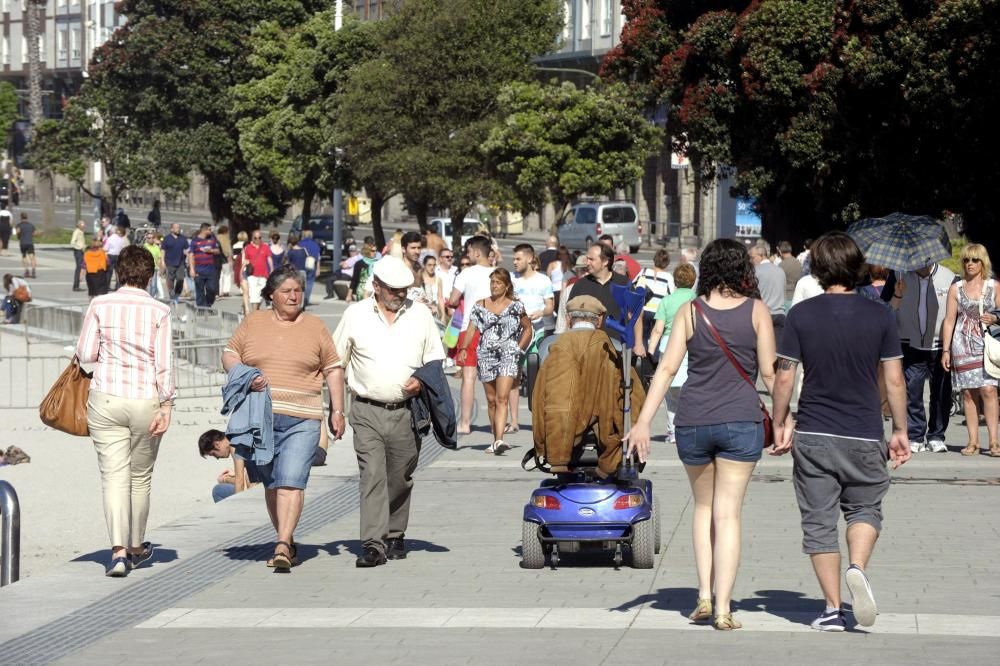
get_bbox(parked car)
[430,217,481,249]
[557,202,642,254]
[290,214,355,256]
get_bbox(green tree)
[602,0,1000,253]
[28,87,187,211]
[336,0,563,249]
[0,82,18,147]
[234,13,384,227]
[483,80,662,223]
[88,0,327,232]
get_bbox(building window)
[581,0,592,40]
[71,23,82,64]
[58,24,69,65]
[601,0,613,36]
[1,35,8,66]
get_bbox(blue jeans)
[194,271,219,307]
[73,249,84,289]
[902,344,950,443]
[304,269,316,307]
[675,421,764,466]
[212,483,236,503]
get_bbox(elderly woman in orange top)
[222,265,346,570]
[76,245,174,577]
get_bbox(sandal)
[504,423,519,434]
[713,613,742,630]
[990,442,1000,458]
[270,541,293,571]
[688,598,713,622]
[266,541,298,567]
[961,442,980,456]
[486,440,510,455]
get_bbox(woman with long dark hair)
[456,267,532,454]
[626,238,787,630]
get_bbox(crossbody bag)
[692,299,774,445]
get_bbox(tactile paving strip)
[0,433,450,665]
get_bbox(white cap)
[372,255,414,289]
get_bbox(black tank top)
[674,298,762,426]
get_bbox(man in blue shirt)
[772,231,910,633]
[299,230,322,309]
[161,223,188,303]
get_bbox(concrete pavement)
[0,399,998,664]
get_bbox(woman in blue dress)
[456,267,532,454]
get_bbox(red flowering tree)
[603,0,1000,253]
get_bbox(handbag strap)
[692,299,766,409]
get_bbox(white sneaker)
[846,565,877,627]
[909,441,924,453]
[928,439,948,453]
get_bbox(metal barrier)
[20,305,86,351]
[1,480,19,586]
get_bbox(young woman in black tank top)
[624,239,791,631]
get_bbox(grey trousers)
[350,400,421,554]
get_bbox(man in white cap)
[333,256,446,567]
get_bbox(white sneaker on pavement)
[909,441,925,454]
[846,564,877,627]
[928,439,948,453]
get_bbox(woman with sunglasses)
[941,244,1000,456]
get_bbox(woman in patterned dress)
[941,243,1000,456]
[456,267,532,454]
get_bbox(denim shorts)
[674,421,764,466]
[249,414,321,490]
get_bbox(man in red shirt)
[241,229,273,310]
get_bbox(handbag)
[12,285,31,303]
[305,255,317,271]
[979,297,1000,379]
[38,356,93,437]
[692,300,774,445]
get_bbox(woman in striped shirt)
[76,245,175,577]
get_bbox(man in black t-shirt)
[771,231,910,633]
[558,243,643,355]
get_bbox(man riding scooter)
[531,295,647,479]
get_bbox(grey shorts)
[792,432,890,554]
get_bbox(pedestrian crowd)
[60,215,999,639]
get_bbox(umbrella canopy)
[846,213,951,272]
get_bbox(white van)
[557,202,642,253]
[430,217,481,249]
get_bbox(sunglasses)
[963,258,982,264]
[440,254,453,259]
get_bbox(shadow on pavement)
[71,544,179,569]
[320,539,451,560]
[736,589,826,624]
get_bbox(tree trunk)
[370,191,386,248]
[412,198,429,233]
[450,208,468,254]
[300,182,315,230]
[25,1,55,230]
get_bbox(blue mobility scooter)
[521,284,661,569]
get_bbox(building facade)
[0,1,124,120]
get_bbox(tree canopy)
[602,0,1000,251]
[483,80,662,220]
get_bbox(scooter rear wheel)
[521,520,545,569]
[631,519,655,569]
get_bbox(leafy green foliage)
[483,81,662,218]
[602,0,1000,253]
[0,82,18,141]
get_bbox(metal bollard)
[1,480,20,586]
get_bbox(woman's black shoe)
[356,546,387,568]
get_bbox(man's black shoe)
[386,537,407,560]
[355,546,386,568]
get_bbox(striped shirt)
[76,287,175,403]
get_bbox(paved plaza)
[1,399,998,664]
[0,209,998,664]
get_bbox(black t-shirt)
[778,293,902,440]
[538,248,557,272]
[568,272,630,340]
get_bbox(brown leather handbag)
[39,356,93,436]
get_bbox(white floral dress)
[951,280,999,390]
